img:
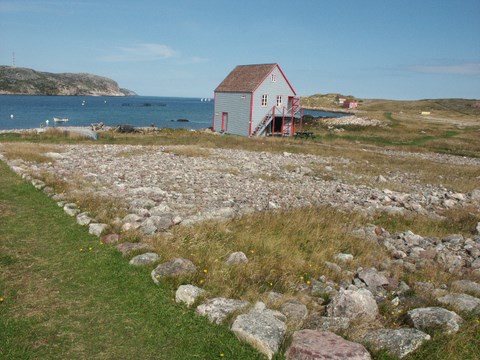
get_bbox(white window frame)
[261,94,268,107]
[276,95,283,107]
[271,73,277,82]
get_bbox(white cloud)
[99,43,178,62]
[409,63,480,75]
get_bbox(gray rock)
[88,223,108,237]
[476,222,480,235]
[407,307,464,334]
[327,288,379,322]
[196,297,250,324]
[310,278,338,299]
[116,242,152,256]
[129,252,159,266]
[376,175,387,183]
[150,204,172,216]
[357,268,389,294]
[335,253,354,262]
[63,203,80,216]
[363,328,431,358]
[140,218,157,235]
[231,306,287,360]
[121,222,141,232]
[437,293,480,314]
[302,314,350,333]
[150,214,173,231]
[451,280,480,298]
[286,330,371,360]
[151,258,197,284]
[122,213,143,223]
[280,300,308,326]
[324,261,342,273]
[471,258,480,269]
[76,212,92,226]
[225,251,249,265]
[175,284,206,307]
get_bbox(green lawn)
[0,161,265,359]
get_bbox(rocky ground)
[1,141,479,359]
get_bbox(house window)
[276,95,282,107]
[261,94,268,107]
[271,73,277,82]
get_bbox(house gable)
[213,63,299,137]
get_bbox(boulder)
[327,289,379,322]
[451,280,480,298]
[129,252,159,266]
[196,297,250,324]
[140,218,157,235]
[116,242,152,256]
[363,328,431,358]
[149,214,174,231]
[280,300,308,326]
[175,284,206,307]
[88,223,108,237]
[63,203,80,216]
[335,253,354,262]
[357,268,389,294]
[302,314,350,333]
[225,251,249,265]
[406,307,464,334]
[231,305,287,360]
[76,212,92,226]
[437,293,480,314]
[151,258,197,284]
[286,330,371,360]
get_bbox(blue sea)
[0,95,345,131]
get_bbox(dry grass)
[163,145,212,157]
[149,206,390,302]
[0,143,60,163]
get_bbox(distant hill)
[0,66,136,96]
[301,93,480,118]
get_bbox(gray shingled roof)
[215,63,278,93]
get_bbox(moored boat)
[53,117,69,123]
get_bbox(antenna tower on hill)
[12,51,16,68]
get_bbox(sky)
[0,0,479,99]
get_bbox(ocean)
[0,95,345,131]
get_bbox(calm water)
[0,95,345,130]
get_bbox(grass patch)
[0,142,60,163]
[0,161,266,359]
[151,207,389,301]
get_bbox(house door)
[221,112,228,132]
[287,96,294,109]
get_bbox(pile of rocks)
[1,142,480,359]
[2,143,479,238]
[321,115,382,127]
[122,246,480,359]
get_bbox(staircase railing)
[252,106,278,136]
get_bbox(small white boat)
[53,117,69,123]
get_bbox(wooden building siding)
[251,66,296,134]
[213,92,252,136]
[213,63,297,137]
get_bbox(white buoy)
[10,114,14,118]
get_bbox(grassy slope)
[0,161,265,359]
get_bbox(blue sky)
[1,0,479,99]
